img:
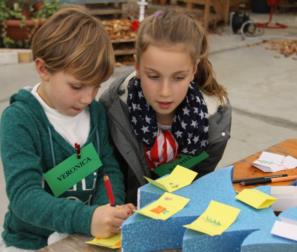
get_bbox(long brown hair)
[136,9,227,102]
[32,5,114,86]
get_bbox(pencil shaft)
[240,178,271,186]
[233,174,287,183]
[271,175,297,183]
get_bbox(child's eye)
[70,84,82,90]
[174,76,186,81]
[148,75,159,80]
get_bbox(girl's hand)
[90,203,135,238]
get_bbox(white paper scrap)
[271,220,297,242]
[253,152,297,172]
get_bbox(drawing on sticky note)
[164,196,174,201]
[169,182,179,189]
[150,205,167,214]
[136,192,190,220]
[204,216,222,226]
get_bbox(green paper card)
[44,143,102,197]
[154,151,209,177]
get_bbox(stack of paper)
[253,151,297,172]
[270,186,297,212]
[184,200,240,236]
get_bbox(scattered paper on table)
[184,200,240,236]
[271,220,297,242]
[236,189,277,209]
[144,165,197,192]
[86,234,121,249]
[253,151,297,172]
[136,192,189,220]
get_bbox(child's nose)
[81,88,95,104]
[159,79,171,97]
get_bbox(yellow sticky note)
[136,192,190,220]
[145,165,198,192]
[184,200,240,236]
[236,189,277,209]
[86,234,121,249]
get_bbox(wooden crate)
[102,19,136,65]
[85,0,128,19]
[148,0,230,29]
[112,38,135,65]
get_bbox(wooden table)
[39,138,297,251]
[232,138,297,192]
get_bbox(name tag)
[154,151,209,177]
[44,143,102,197]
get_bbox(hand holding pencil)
[90,174,135,238]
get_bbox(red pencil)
[103,175,115,206]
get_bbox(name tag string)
[74,143,81,159]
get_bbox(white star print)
[141,126,149,133]
[181,121,187,129]
[191,120,198,127]
[183,107,190,116]
[145,116,151,124]
[199,111,204,119]
[201,140,207,147]
[138,91,143,98]
[193,136,199,143]
[132,103,137,111]
[182,148,188,153]
[194,107,198,114]
[175,131,183,138]
[131,116,137,124]
[204,126,209,132]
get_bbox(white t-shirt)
[31,84,90,146]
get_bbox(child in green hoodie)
[0,6,134,251]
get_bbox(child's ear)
[194,60,200,75]
[35,58,50,81]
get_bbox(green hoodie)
[0,89,125,250]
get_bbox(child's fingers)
[125,203,136,211]
[115,204,135,216]
[112,208,132,219]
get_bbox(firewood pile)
[263,39,297,58]
[102,19,137,41]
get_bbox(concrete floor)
[0,13,296,233]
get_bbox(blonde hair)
[136,9,227,101]
[32,5,114,86]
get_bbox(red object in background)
[256,0,287,29]
[104,175,115,206]
[131,20,140,32]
